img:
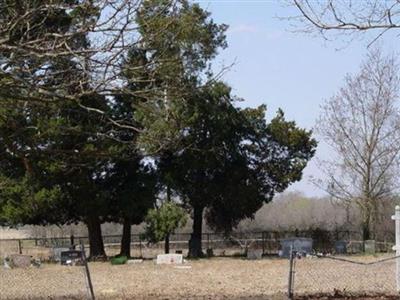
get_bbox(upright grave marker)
[156,254,183,264]
[8,254,31,268]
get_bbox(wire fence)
[1,243,94,300]
[1,230,400,299]
[288,251,400,299]
[0,229,393,260]
[2,246,400,299]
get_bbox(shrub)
[110,256,128,265]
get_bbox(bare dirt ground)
[1,256,398,299]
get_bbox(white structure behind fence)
[392,205,400,291]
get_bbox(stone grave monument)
[247,248,263,260]
[364,240,376,254]
[156,254,183,264]
[8,254,31,268]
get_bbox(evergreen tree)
[157,83,317,257]
[0,1,112,258]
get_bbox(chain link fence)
[0,243,94,300]
[3,248,400,299]
[2,230,400,300]
[288,251,400,299]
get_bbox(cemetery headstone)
[9,254,31,268]
[334,240,347,254]
[61,250,83,265]
[247,248,263,260]
[364,240,376,254]
[156,254,183,264]
[52,247,70,262]
[3,258,11,269]
[127,259,143,264]
[279,238,313,258]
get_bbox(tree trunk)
[362,209,371,241]
[371,199,379,240]
[165,233,170,254]
[165,183,171,254]
[188,206,204,258]
[120,218,131,257]
[86,216,106,260]
[362,222,371,241]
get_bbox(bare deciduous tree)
[0,1,197,134]
[0,0,230,136]
[289,0,400,46]
[314,48,400,240]
[1,1,145,99]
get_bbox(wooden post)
[392,205,400,291]
[18,240,22,254]
[70,234,75,247]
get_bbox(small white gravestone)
[156,254,183,265]
[127,259,143,264]
[3,258,11,269]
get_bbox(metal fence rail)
[1,229,392,259]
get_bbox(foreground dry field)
[0,256,398,299]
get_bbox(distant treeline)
[6,191,398,241]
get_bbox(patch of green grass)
[110,256,128,265]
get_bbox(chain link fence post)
[80,241,95,300]
[288,246,295,300]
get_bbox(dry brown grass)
[0,256,399,299]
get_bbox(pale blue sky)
[196,1,400,197]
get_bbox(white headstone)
[156,254,183,264]
[127,259,143,264]
[3,259,11,269]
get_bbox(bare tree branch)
[287,0,400,46]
